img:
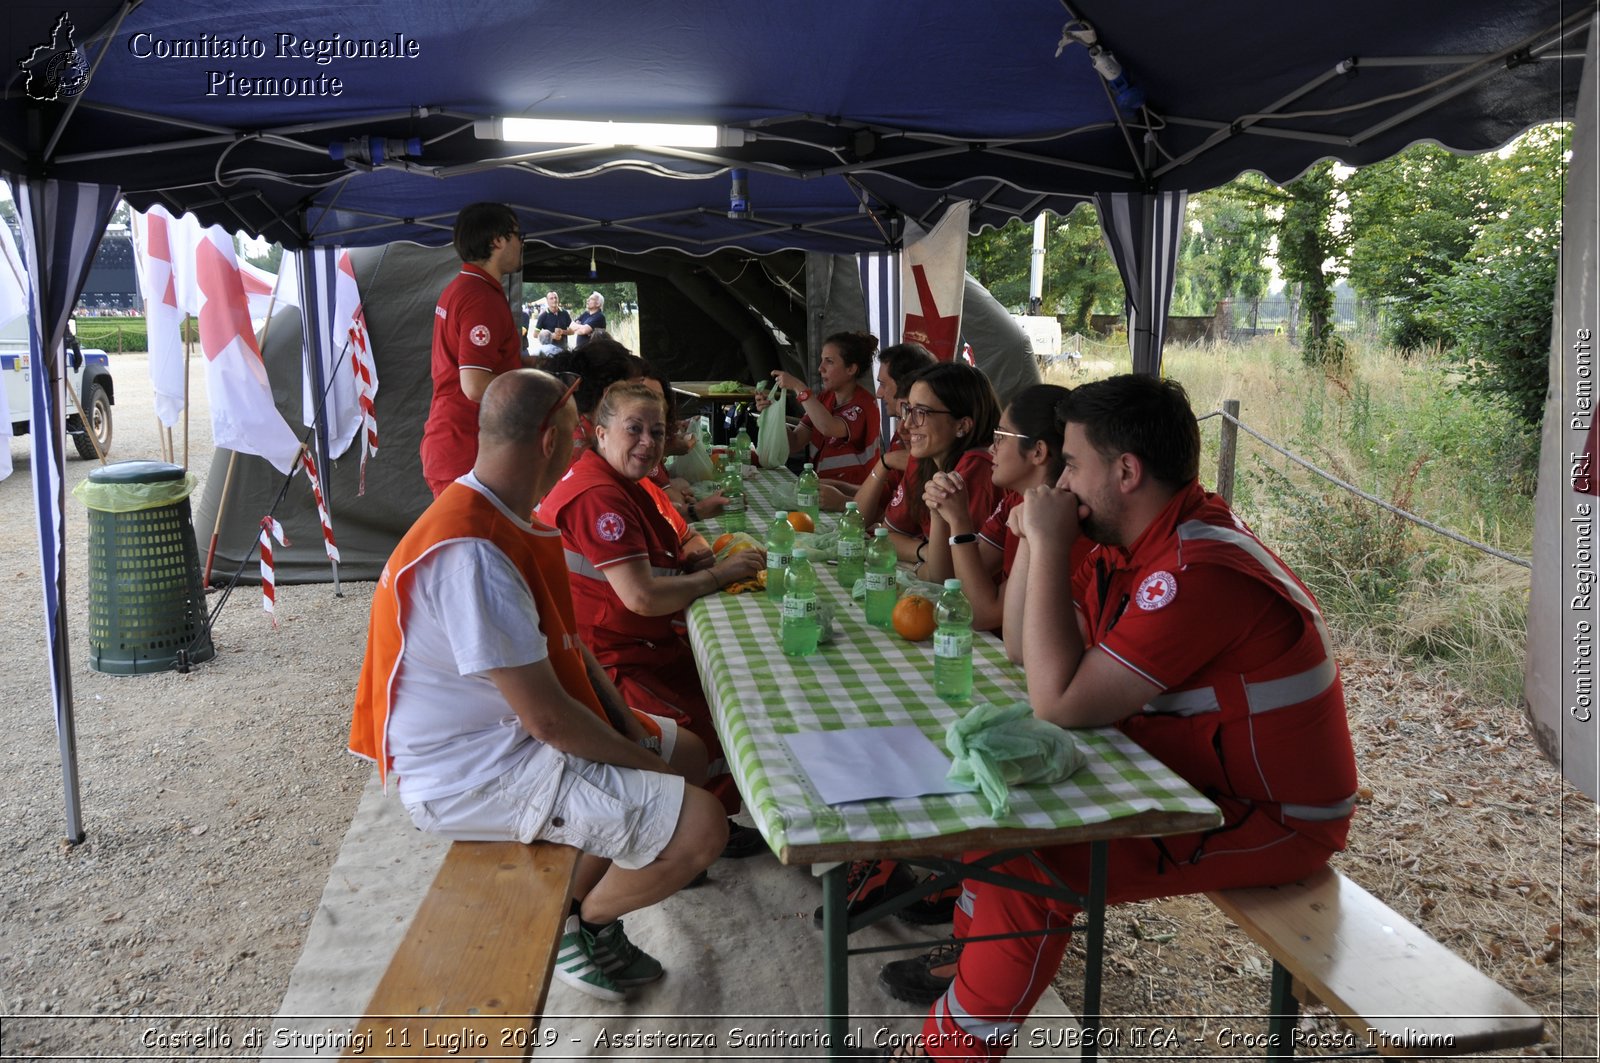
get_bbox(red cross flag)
[164,214,303,474]
[130,207,188,428]
[900,201,971,362]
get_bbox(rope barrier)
[1198,408,1531,569]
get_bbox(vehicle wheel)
[73,382,112,460]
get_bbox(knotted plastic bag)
[668,416,715,482]
[753,380,790,470]
[945,701,1087,817]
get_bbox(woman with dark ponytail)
[756,330,881,484]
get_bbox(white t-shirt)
[387,475,551,803]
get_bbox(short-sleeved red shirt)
[420,265,522,482]
[799,384,880,484]
[882,449,1001,541]
[978,490,1021,581]
[537,449,689,649]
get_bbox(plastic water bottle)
[765,509,794,603]
[933,578,974,704]
[721,465,746,532]
[780,548,821,657]
[733,423,754,470]
[864,528,898,628]
[795,462,820,528]
[836,501,865,589]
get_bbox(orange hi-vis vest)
[349,479,608,786]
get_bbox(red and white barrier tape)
[300,450,341,563]
[259,516,288,626]
[349,312,379,496]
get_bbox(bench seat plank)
[1209,867,1543,1057]
[345,840,580,1060]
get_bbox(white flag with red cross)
[165,214,303,474]
[130,207,188,428]
[900,200,971,363]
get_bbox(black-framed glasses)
[539,371,581,434]
[901,404,957,427]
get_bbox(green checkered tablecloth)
[689,470,1222,863]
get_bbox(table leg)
[1081,841,1108,1063]
[822,862,850,1061]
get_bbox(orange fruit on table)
[713,532,736,554]
[892,595,936,642]
[787,510,815,533]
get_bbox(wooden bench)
[1209,867,1544,1059]
[343,840,579,1061]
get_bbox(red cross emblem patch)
[595,512,626,542]
[1136,570,1177,611]
[469,324,491,347]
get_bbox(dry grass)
[1035,339,1595,1056]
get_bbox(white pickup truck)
[3,323,114,459]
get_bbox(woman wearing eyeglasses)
[537,381,765,848]
[880,362,1003,570]
[756,331,881,485]
[848,342,938,522]
[920,384,1072,632]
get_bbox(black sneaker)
[877,940,962,1006]
[812,859,917,929]
[720,820,768,859]
[895,880,961,925]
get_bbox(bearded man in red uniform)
[420,202,534,497]
[878,374,1358,1061]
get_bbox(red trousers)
[600,637,740,814]
[921,812,1337,1061]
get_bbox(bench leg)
[1266,958,1299,1061]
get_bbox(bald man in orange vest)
[351,368,727,1002]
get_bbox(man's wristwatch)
[948,532,978,546]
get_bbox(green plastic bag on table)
[753,379,790,470]
[667,416,715,483]
[944,701,1088,817]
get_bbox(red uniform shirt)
[882,450,1001,541]
[1075,481,1357,849]
[799,383,880,484]
[537,449,690,650]
[978,490,1021,581]
[420,265,522,482]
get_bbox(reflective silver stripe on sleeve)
[562,548,672,581]
[1244,656,1338,715]
[941,983,1023,1043]
[816,450,876,474]
[1144,686,1220,716]
[1280,793,1358,820]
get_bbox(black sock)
[578,915,611,935]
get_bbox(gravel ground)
[0,354,1593,1060]
[1,355,369,1059]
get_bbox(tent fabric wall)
[1095,191,1189,377]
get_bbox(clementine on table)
[892,595,936,641]
[787,510,815,533]
[713,532,736,555]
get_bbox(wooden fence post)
[1217,399,1240,504]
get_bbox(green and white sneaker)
[589,918,664,987]
[553,915,626,1001]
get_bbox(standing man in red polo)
[421,202,533,497]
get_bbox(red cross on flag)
[900,200,971,363]
[130,207,187,428]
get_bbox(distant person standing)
[536,290,573,349]
[572,291,607,348]
[419,202,531,497]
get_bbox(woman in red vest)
[758,331,881,485]
[538,381,766,850]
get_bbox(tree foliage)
[1421,125,1569,426]
[1277,161,1346,366]
[1172,182,1274,316]
[966,205,1122,331]
[1344,144,1490,350]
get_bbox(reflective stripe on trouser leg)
[921,856,1075,1061]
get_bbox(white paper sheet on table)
[782,725,967,805]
